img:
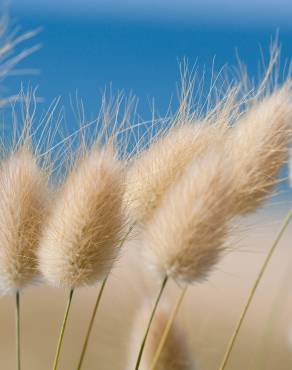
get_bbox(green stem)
[134,276,168,370]
[218,209,292,370]
[53,288,74,370]
[150,285,188,370]
[76,224,135,370]
[77,278,107,370]
[16,290,21,370]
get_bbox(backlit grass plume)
[129,303,195,370]
[142,153,233,283]
[0,144,49,370]
[138,81,292,369]
[145,310,195,370]
[38,145,125,288]
[0,146,49,294]
[125,121,227,225]
[216,84,292,369]
[227,84,292,214]
[139,83,292,284]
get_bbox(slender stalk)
[77,278,107,370]
[16,290,21,370]
[76,224,135,370]
[134,276,168,370]
[218,209,292,370]
[53,288,74,370]
[255,250,292,368]
[150,285,188,370]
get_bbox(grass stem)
[150,285,188,370]
[134,276,168,370]
[76,224,135,370]
[53,288,74,370]
[218,209,292,370]
[76,278,107,370]
[16,290,21,370]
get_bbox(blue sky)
[10,0,292,25]
[5,0,292,119]
[2,0,291,189]
[5,0,291,108]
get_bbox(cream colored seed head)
[38,146,125,288]
[0,147,49,294]
[228,85,292,214]
[142,153,233,284]
[125,121,227,224]
[128,304,195,370]
[144,309,196,370]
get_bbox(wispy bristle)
[0,147,48,294]
[228,84,292,214]
[128,303,195,370]
[0,14,40,107]
[125,121,227,224]
[142,153,233,283]
[38,145,125,288]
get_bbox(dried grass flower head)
[141,78,292,284]
[227,83,292,214]
[142,153,233,284]
[128,303,195,370]
[145,309,196,370]
[124,119,228,225]
[38,144,125,288]
[0,146,49,294]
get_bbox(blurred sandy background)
[0,196,292,370]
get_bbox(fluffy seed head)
[128,303,195,370]
[125,121,227,224]
[228,85,292,214]
[142,153,233,283]
[38,145,125,288]
[0,147,49,294]
[140,83,292,284]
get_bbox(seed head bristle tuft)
[38,145,125,288]
[0,146,49,294]
[228,84,292,214]
[125,121,227,225]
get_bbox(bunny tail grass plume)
[0,147,49,294]
[228,83,292,214]
[39,144,125,370]
[142,153,233,284]
[38,145,125,288]
[128,303,196,370]
[0,146,48,370]
[125,120,227,225]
